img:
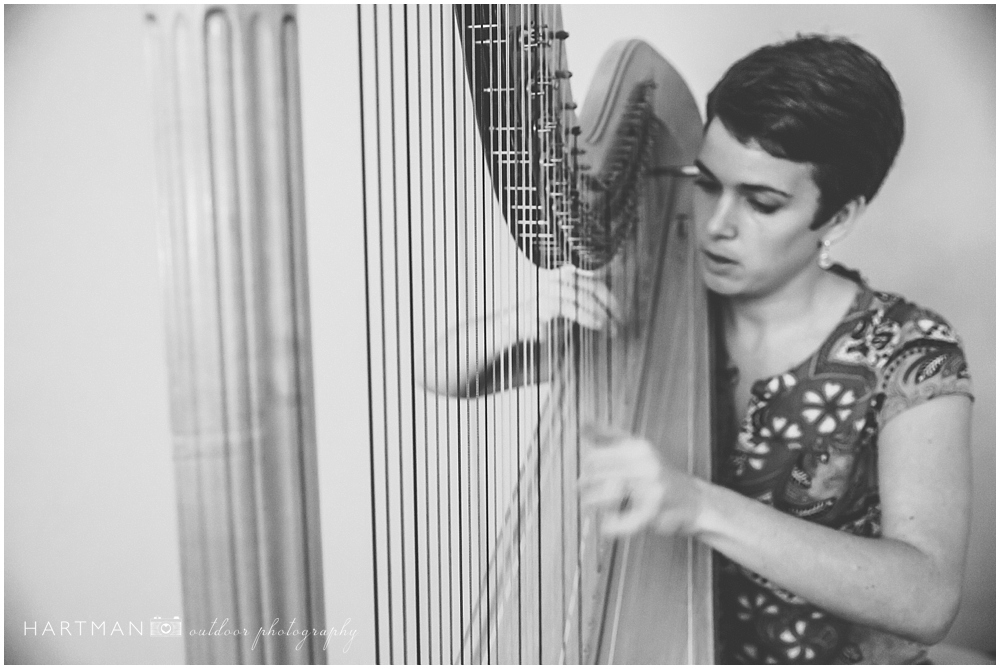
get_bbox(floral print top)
[715,266,974,664]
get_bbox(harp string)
[459,5,477,659]
[535,2,563,663]
[370,7,394,664]
[413,9,430,661]
[481,5,496,661]
[562,1,576,656]
[389,9,414,662]
[401,8,425,662]
[441,5,455,659]
[453,3,466,660]
[500,5,515,659]
[422,11,441,661]
[545,5,589,662]
[552,5,576,661]
[360,5,650,662]
[355,6,382,664]
[539,4,551,661]
[516,6,528,652]
[462,6,480,657]
[429,8,447,660]
[482,5,494,653]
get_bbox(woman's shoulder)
[868,288,964,347]
[824,266,973,425]
[852,280,973,424]
[832,265,964,348]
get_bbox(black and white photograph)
[6,4,995,665]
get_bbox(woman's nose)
[701,193,738,240]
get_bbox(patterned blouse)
[715,266,974,664]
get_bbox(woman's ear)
[823,196,867,245]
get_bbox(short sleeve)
[877,307,974,426]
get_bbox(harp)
[145,3,713,664]
[356,4,713,664]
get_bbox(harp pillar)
[143,5,325,663]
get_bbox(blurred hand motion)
[526,265,622,337]
[580,423,701,537]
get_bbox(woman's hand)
[423,266,621,396]
[522,266,622,336]
[579,423,703,537]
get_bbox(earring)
[818,239,832,270]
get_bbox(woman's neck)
[721,265,860,382]
[726,265,855,336]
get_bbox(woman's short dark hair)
[706,35,905,229]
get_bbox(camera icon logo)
[150,616,182,637]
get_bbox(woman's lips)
[702,249,738,266]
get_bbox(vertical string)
[497,3,510,660]
[548,8,565,661]
[456,7,469,659]
[427,8,445,662]
[387,9,411,663]
[569,27,584,656]
[565,15,579,662]
[514,5,525,662]
[414,7,434,662]
[534,5,545,661]
[480,8,497,660]
[448,13,467,662]
[458,5,478,659]
[401,9,423,662]
[467,6,489,660]
[498,4,512,659]
[492,6,506,659]
[574,8,590,656]
[370,7,397,664]
[555,8,572,661]
[436,6,455,661]
[518,5,533,661]
[355,7,382,663]
[486,7,499,658]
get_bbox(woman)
[425,34,974,664]
[581,36,974,664]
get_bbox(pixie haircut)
[706,35,905,229]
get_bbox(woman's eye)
[693,177,720,193]
[749,199,780,215]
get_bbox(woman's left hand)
[579,424,703,537]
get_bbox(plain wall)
[5,5,184,664]
[5,4,994,664]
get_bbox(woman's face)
[693,119,828,299]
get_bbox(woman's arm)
[580,395,973,645]
[421,266,620,396]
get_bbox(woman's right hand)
[521,265,622,336]
[424,265,621,396]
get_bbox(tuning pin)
[572,148,586,155]
[555,70,572,79]
[563,102,578,110]
[555,30,569,40]
[570,126,582,136]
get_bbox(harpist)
[431,34,974,664]
[580,36,974,664]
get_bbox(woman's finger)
[580,480,629,511]
[554,276,623,325]
[548,297,618,335]
[598,487,662,536]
